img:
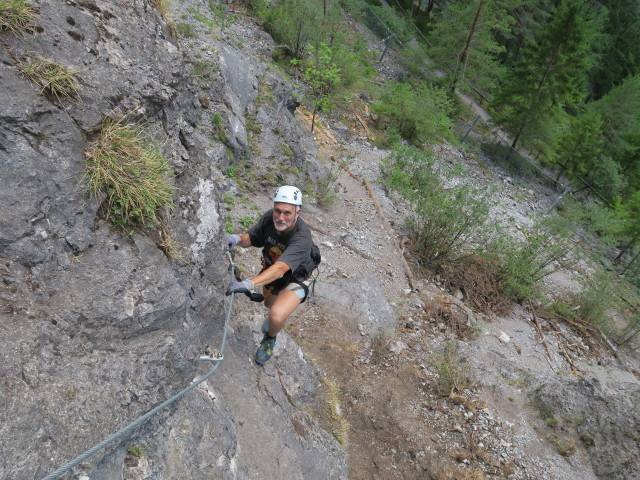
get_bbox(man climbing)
[224,185,318,364]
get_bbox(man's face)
[273,202,299,233]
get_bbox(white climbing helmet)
[273,185,302,206]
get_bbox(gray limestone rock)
[0,0,346,479]
[530,377,640,480]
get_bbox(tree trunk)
[426,0,434,17]
[616,232,640,261]
[311,109,317,133]
[450,1,484,92]
[621,247,640,275]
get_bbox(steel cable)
[42,250,237,480]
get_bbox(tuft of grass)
[150,0,170,19]
[321,377,349,447]
[0,0,36,34]
[127,445,144,457]
[430,342,471,397]
[84,118,175,230]
[20,58,81,102]
[546,435,577,457]
[239,216,255,229]
[175,22,197,38]
[211,112,227,143]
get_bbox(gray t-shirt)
[248,209,315,280]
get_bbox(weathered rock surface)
[531,377,640,480]
[0,1,345,478]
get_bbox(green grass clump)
[84,118,175,230]
[0,0,36,34]
[175,22,197,38]
[20,58,81,102]
[127,445,144,457]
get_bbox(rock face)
[0,1,345,478]
[531,377,640,480]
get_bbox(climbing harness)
[42,248,239,480]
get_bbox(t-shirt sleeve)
[247,210,272,247]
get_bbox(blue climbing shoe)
[261,318,270,334]
[256,334,276,364]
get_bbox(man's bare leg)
[266,289,301,336]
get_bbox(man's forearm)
[238,233,252,248]
[251,261,290,287]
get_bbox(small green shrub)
[211,113,227,143]
[84,118,175,230]
[381,145,492,269]
[279,143,294,160]
[483,218,573,303]
[176,22,198,38]
[225,165,238,179]
[430,343,471,396]
[127,445,144,457]
[20,58,81,102]
[208,0,237,30]
[371,81,455,145]
[0,0,36,34]
[312,171,340,208]
[239,216,255,229]
[189,60,218,85]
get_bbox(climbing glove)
[224,234,241,249]
[226,279,255,296]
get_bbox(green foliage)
[550,110,604,180]
[176,22,198,38]
[296,41,340,126]
[427,0,514,94]
[429,343,471,396]
[84,118,175,230]
[490,0,601,150]
[558,197,624,248]
[547,271,628,336]
[583,156,626,204]
[487,217,572,303]
[211,112,228,143]
[588,0,640,100]
[279,142,294,160]
[380,145,492,268]
[310,169,340,208]
[20,58,81,103]
[208,0,237,30]
[189,60,219,85]
[367,3,413,43]
[260,0,324,58]
[225,165,237,179]
[591,74,640,197]
[239,216,256,229]
[615,191,640,254]
[371,81,455,145]
[0,0,35,33]
[127,445,144,458]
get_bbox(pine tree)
[552,110,604,181]
[427,0,518,95]
[591,74,640,196]
[588,0,640,100]
[490,0,600,152]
